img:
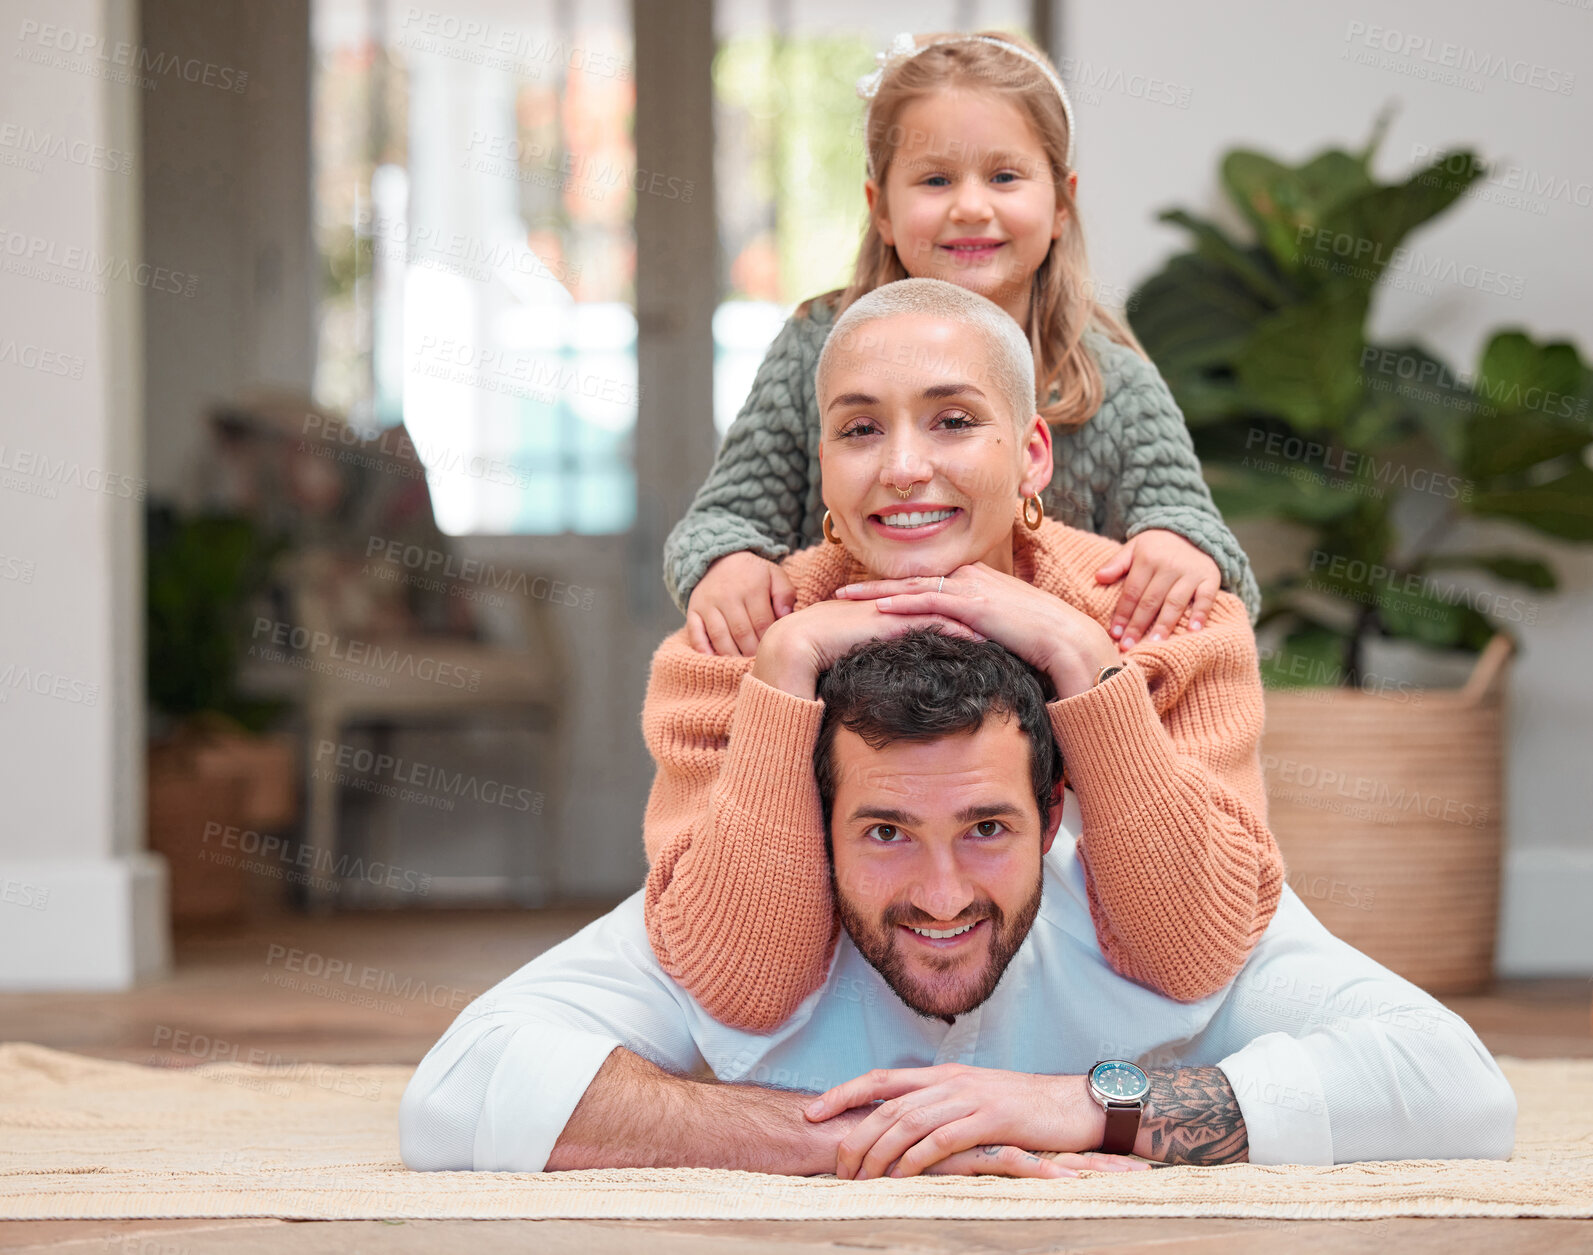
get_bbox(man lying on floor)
[399,631,1516,1177]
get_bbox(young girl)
[665,31,1260,658]
[647,32,1274,1034]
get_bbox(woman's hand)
[750,598,983,701]
[1093,529,1222,649]
[686,552,798,657]
[835,565,1119,700]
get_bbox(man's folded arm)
[398,902,708,1172]
[546,1047,857,1173]
[1206,898,1517,1165]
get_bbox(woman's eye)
[937,410,979,430]
[838,420,880,438]
[972,820,1005,838]
[866,824,902,843]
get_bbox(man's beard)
[835,875,1043,1021]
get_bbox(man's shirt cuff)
[474,1024,621,1171]
[1217,1030,1333,1165]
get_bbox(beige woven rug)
[0,1043,1589,1220]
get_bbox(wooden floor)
[2,907,1589,1254]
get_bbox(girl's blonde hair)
[813,31,1144,431]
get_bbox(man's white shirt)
[400,794,1516,1172]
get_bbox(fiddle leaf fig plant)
[1129,117,1593,685]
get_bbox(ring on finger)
[937,575,945,594]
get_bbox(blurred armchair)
[202,391,570,908]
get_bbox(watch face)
[1091,1060,1149,1101]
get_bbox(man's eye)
[866,824,902,843]
[972,820,1005,837]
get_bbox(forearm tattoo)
[1141,1067,1249,1165]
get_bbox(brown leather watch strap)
[1100,1103,1141,1155]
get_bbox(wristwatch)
[1094,663,1126,687]
[1087,1059,1150,1154]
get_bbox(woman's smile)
[869,505,963,540]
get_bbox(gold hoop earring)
[1023,495,1044,531]
[822,510,842,545]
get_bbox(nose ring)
[895,485,913,499]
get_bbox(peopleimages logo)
[1306,551,1540,626]
[0,122,134,174]
[0,337,85,379]
[1294,225,1525,299]
[0,663,99,705]
[14,19,250,93]
[1410,146,1593,215]
[1242,428,1473,503]
[396,7,633,81]
[363,536,596,610]
[1359,346,1589,421]
[0,225,199,296]
[313,739,542,814]
[1263,753,1491,828]
[249,618,483,691]
[0,444,147,500]
[201,821,433,895]
[1341,20,1576,95]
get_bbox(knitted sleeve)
[661,309,827,613]
[1048,586,1282,1001]
[1092,341,1262,622]
[640,633,838,1033]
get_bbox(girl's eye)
[866,824,903,843]
[991,170,1019,184]
[922,174,951,187]
[972,820,1005,838]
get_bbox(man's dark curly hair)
[813,629,1064,837]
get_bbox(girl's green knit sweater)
[664,296,1260,620]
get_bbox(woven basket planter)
[147,740,250,924]
[1259,634,1513,994]
[146,728,299,924]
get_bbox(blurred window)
[312,1,1034,526]
[712,1,1031,435]
[312,0,636,534]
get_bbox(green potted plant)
[146,504,295,922]
[1128,116,1593,992]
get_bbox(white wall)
[140,0,315,504]
[0,0,167,987]
[1060,0,1593,973]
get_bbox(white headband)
[856,32,1076,175]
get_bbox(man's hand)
[803,1063,1146,1180]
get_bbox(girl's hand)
[835,565,1118,700]
[686,552,798,657]
[1093,529,1221,649]
[750,598,983,701]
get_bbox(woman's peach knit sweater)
[641,519,1284,1034]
